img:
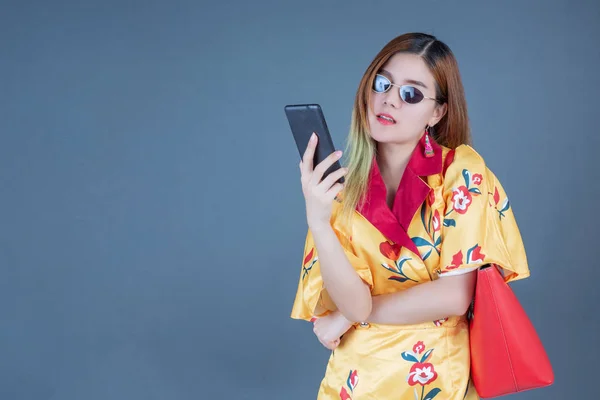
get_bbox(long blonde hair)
[339,32,472,227]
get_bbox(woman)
[290,32,530,400]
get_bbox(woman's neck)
[376,141,417,208]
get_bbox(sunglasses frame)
[372,74,440,104]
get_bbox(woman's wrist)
[336,310,369,328]
[308,220,332,234]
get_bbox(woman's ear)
[429,103,448,127]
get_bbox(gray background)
[1,0,598,399]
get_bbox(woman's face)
[367,52,446,145]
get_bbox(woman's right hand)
[299,132,349,230]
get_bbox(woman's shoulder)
[446,144,487,169]
[442,144,491,184]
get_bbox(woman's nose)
[383,89,401,109]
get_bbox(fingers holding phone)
[300,132,349,229]
[299,132,318,178]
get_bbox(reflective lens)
[373,74,392,93]
[372,74,427,104]
[399,85,424,104]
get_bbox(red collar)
[357,134,443,256]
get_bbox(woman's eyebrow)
[380,69,428,89]
[404,79,428,89]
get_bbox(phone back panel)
[284,104,344,183]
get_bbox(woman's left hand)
[312,311,354,350]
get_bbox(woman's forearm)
[311,224,372,322]
[366,271,477,325]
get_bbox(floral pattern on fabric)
[339,370,359,399]
[380,241,418,283]
[443,169,484,228]
[411,196,442,261]
[444,244,486,271]
[489,185,511,220]
[402,341,442,400]
[302,248,318,280]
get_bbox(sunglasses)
[372,74,439,104]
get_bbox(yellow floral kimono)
[290,136,530,400]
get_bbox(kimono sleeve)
[290,220,373,321]
[438,145,530,283]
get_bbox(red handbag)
[469,264,554,398]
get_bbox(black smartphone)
[284,104,344,184]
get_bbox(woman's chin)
[369,129,413,145]
[369,127,395,141]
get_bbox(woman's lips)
[376,113,396,125]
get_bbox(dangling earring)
[424,125,434,158]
